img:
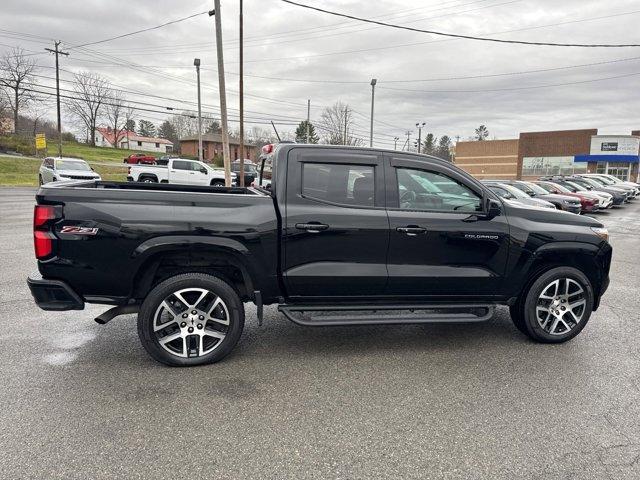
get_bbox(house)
[180,133,258,162]
[95,127,173,153]
[0,116,15,135]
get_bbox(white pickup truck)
[127,158,236,186]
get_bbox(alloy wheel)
[535,278,586,336]
[153,288,230,358]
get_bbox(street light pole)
[210,2,231,187]
[394,136,399,150]
[416,122,425,154]
[369,78,376,147]
[306,99,310,143]
[194,58,202,162]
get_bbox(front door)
[170,160,195,184]
[283,148,389,299]
[384,156,510,300]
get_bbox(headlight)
[590,227,609,242]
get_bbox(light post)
[416,122,425,153]
[369,78,377,147]
[394,136,399,150]
[194,58,202,162]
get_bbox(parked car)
[29,144,612,367]
[540,177,613,209]
[38,157,101,185]
[231,159,257,186]
[127,158,236,186]
[534,181,601,213]
[481,181,556,209]
[488,180,582,214]
[576,174,639,197]
[557,176,629,205]
[123,153,157,165]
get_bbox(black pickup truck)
[28,144,612,366]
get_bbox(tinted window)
[396,168,481,212]
[488,186,512,199]
[173,160,192,171]
[302,163,375,207]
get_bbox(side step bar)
[279,303,495,327]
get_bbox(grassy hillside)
[0,155,127,186]
[0,136,162,164]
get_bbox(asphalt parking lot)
[1,186,639,479]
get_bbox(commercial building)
[454,129,639,182]
[180,134,258,162]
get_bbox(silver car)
[482,181,556,209]
[39,157,101,185]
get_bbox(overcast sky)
[1,0,639,148]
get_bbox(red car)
[123,153,157,165]
[535,181,599,213]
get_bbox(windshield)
[499,184,530,199]
[565,181,587,192]
[596,175,616,185]
[520,182,548,195]
[56,160,91,171]
[548,182,572,193]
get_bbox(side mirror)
[200,167,207,174]
[484,198,502,219]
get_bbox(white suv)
[39,157,101,185]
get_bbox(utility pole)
[210,3,231,187]
[394,136,399,150]
[405,131,411,152]
[369,78,376,147]
[306,99,310,143]
[238,0,245,186]
[416,122,425,154]
[194,58,203,162]
[343,106,348,145]
[45,41,68,158]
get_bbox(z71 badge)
[60,226,99,235]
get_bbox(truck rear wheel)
[137,273,245,366]
[140,175,157,183]
[211,179,225,187]
[510,267,593,343]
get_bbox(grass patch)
[0,155,127,186]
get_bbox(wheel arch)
[130,236,258,302]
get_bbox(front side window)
[302,163,375,207]
[396,168,481,212]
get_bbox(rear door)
[169,160,199,184]
[384,155,510,300]
[282,147,389,299]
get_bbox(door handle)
[397,226,427,236]
[295,223,329,233]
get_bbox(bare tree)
[0,47,38,134]
[318,101,362,146]
[104,90,133,148]
[65,71,110,146]
[169,111,199,140]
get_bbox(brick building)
[180,134,258,162]
[454,129,639,182]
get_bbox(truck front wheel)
[510,266,593,343]
[137,273,245,366]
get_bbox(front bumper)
[27,274,84,311]
[564,204,582,214]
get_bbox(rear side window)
[302,163,375,207]
[173,160,191,170]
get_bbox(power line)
[68,11,209,49]
[280,0,640,48]
[377,70,640,93]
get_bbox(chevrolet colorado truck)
[28,144,612,367]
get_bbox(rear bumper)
[27,274,84,311]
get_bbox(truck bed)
[40,180,268,196]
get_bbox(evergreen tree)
[295,120,319,143]
[474,125,489,141]
[422,133,437,155]
[436,135,452,161]
[124,119,136,132]
[157,120,178,144]
[137,120,156,137]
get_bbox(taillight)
[261,143,274,154]
[33,205,60,259]
[127,166,131,175]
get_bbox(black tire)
[140,176,157,183]
[211,179,225,187]
[38,175,43,186]
[137,273,245,367]
[510,266,593,343]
